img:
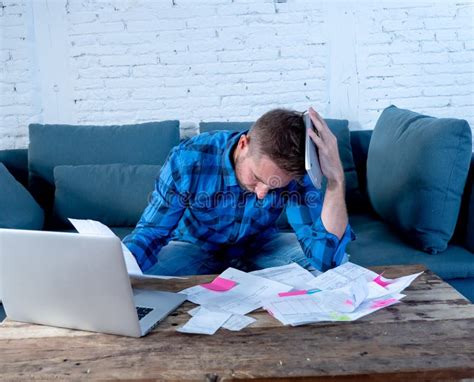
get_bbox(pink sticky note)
[345,299,354,306]
[201,276,237,292]
[278,290,308,297]
[373,272,392,288]
[370,298,398,309]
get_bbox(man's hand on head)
[307,107,345,190]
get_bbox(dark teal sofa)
[0,109,472,325]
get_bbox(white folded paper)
[250,263,318,290]
[177,307,232,335]
[188,306,256,331]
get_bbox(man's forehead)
[254,155,293,183]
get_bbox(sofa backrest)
[28,121,180,228]
[200,122,254,133]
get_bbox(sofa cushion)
[446,278,474,302]
[199,121,254,133]
[0,149,29,188]
[0,163,44,230]
[28,121,179,223]
[367,105,472,254]
[53,164,161,227]
[347,212,474,280]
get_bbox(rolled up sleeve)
[286,178,356,272]
[123,147,186,272]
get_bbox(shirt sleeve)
[285,176,356,272]
[122,147,187,272]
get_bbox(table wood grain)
[1,264,473,381]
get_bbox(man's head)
[233,108,306,199]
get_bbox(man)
[123,107,355,276]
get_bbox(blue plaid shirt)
[123,130,355,272]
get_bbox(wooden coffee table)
[1,264,473,380]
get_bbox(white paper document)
[264,292,406,326]
[180,267,292,315]
[250,263,317,290]
[222,313,256,331]
[262,277,368,323]
[263,262,422,326]
[304,262,411,300]
[177,306,232,335]
[68,218,185,280]
[305,262,422,296]
[323,277,369,313]
[188,306,256,331]
[305,262,379,290]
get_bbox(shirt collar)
[221,130,248,188]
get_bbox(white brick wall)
[0,0,41,149]
[356,2,474,136]
[0,0,473,149]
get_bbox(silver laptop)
[0,229,186,337]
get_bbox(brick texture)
[0,0,473,149]
[0,0,40,149]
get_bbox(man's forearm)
[123,226,167,272]
[321,180,348,240]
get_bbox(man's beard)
[234,153,254,193]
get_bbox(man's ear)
[239,134,250,151]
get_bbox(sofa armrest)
[455,153,474,252]
[0,149,29,189]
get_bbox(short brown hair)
[248,108,305,178]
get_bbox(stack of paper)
[177,262,422,334]
[263,262,423,326]
[265,292,407,326]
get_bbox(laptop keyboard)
[136,306,154,320]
